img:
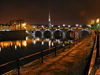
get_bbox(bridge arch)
[34,30,42,38]
[65,29,79,41]
[53,29,63,39]
[44,29,52,38]
[80,29,90,38]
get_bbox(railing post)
[16,59,20,75]
[97,34,99,57]
[41,49,43,63]
[54,46,57,56]
[96,33,99,64]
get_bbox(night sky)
[0,0,100,25]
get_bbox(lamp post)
[63,24,65,29]
[21,23,27,30]
[79,25,82,28]
[68,25,71,28]
[51,25,54,30]
[96,18,100,24]
[76,24,78,27]
[58,25,60,28]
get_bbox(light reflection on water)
[0,36,71,64]
[0,37,72,52]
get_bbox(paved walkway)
[95,33,100,75]
[19,35,95,75]
[95,68,100,75]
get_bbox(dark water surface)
[0,36,70,65]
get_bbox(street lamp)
[75,24,79,29]
[75,24,79,27]
[58,25,60,28]
[51,25,54,27]
[79,25,82,28]
[41,25,44,28]
[68,25,71,30]
[63,24,65,27]
[68,25,71,28]
[96,18,100,24]
[63,24,65,30]
[51,25,54,30]
[21,23,27,30]
[87,25,91,28]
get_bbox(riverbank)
[19,34,95,75]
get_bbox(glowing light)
[48,41,51,48]
[33,26,36,28]
[63,44,65,47]
[45,29,50,31]
[0,42,11,47]
[55,39,60,44]
[22,23,27,27]
[16,41,21,47]
[96,18,100,23]
[58,40,61,44]
[90,20,95,24]
[58,26,60,28]
[0,47,1,52]
[22,41,27,47]
[55,29,61,31]
[26,37,28,40]
[26,30,28,33]
[52,25,54,27]
[68,25,71,27]
[76,24,79,27]
[33,40,36,44]
[42,41,44,45]
[79,25,82,27]
[51,42,54,46]
[87,25,91,27]
[15,45,17,50]
[63,24,65,27]
[41,25,44,28]
[36,38,40,41]
[45,39,50,41]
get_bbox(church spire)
[48,11,52,27]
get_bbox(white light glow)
[52,25,54,27]
[33,40,36,44]
[76,24,79,27]
[42,41,44,45]
[79,25,82,27]
[58,26,60,27]
[68,25,71,27]
[63,24,65,27]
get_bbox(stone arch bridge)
[26,28,91,40]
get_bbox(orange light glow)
[22,23,27,27]
[0,41,13,47]
[16,41,21,47]
[90,20,95,24]
[96,18,100,23]
[22,41,27,47]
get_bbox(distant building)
[7,19,27,30]
[0,24,11,31]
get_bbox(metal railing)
[0,44,69,75]
[87,35,97,75]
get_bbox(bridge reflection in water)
[0,29,91,74]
